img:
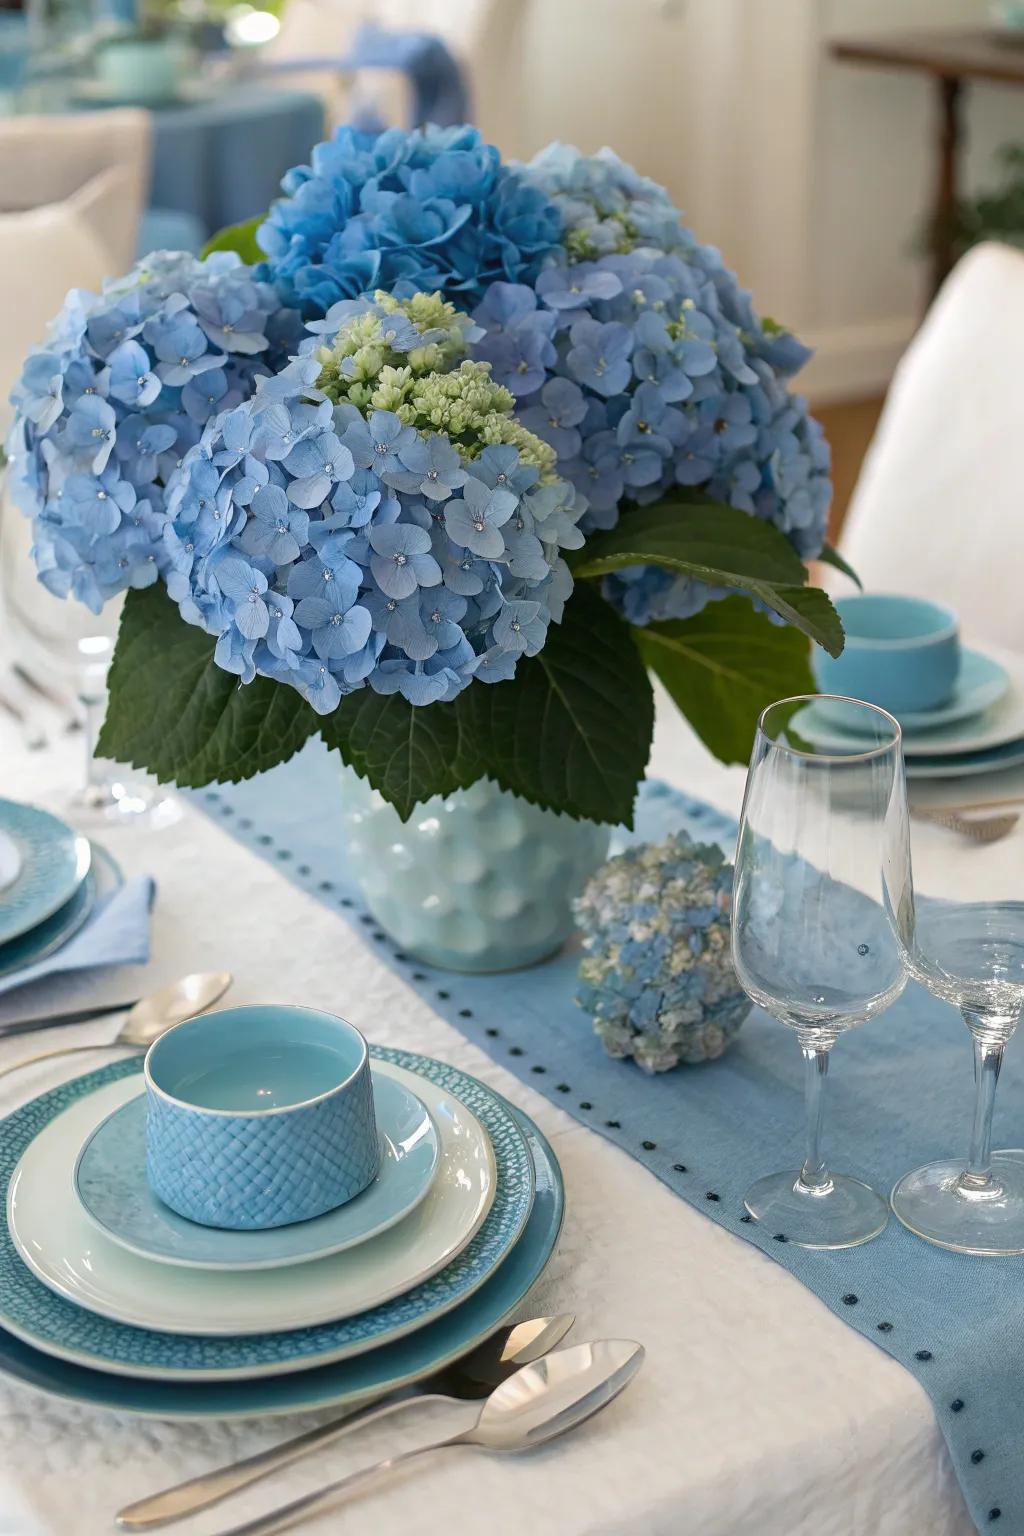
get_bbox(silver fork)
[913,807,1020,844]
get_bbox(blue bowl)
[144,1006,379,1231]
[814,594,960,716]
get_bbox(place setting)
[802,593,1024,792]
[0,796,153,1004]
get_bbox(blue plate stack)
[806,596,1024,782]
[0,800,121,981]
[0,1043,564,1419]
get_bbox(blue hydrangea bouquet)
[7,126,845,826]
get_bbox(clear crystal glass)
[732,696,910,1249]
[0,493,178,829]
[891,799,1024,1253]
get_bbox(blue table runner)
[196,743,1023,1535]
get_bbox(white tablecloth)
[0,695,976,1536]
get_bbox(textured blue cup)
[144,1006,379,1231]
[813,594,960,717]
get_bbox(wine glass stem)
[79,692,107,799]
[798,1041,834,1195]
[962,1022,1006,1191]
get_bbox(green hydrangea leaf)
[635,597,815,764]
[818,541,863,590]
[200,216,265,264]
[318,691,479,823]
[97,586,318,785]
[458,583,654,827]
[572,495,845,657]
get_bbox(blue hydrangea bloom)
[575,831,750,1072]
[256,124,564,317]
[8,251,301,614]
[163,336,584,714]
[473,145,831,624]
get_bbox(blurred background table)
[141,82,323,245]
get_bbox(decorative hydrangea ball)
[8,251,300,614]
[165,290,584,713]
[574,831,750,1072]
[256,124,564,318]
[473,144,831,624]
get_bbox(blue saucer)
[74,1071,440,1271]
[814,648,1009,733]
[0,802,90,947]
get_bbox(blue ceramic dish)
[813,594,960,715]
[145,1006,379,1230]
[0,801,91,947]
[0,1063,561,1419]
[76,1072,437,1270]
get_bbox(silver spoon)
[116,1314,576,1531]
[0,972,232,1080]
[207,1340,644,1536]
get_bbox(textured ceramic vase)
[340,771,611,973]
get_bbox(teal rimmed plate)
[0,1096,562,1419]
[1,1050,535,1377]
[0,802,90,947]
[74,1071,440,1271]
[0,844,121,980]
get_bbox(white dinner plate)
[8,1063,496,1341]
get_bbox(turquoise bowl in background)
[813,594,960,719]
[145,1006,379,1231]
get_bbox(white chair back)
[839,242,1024,653]
[0,110,150,433]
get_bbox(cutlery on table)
[116,1314,576,1531]
[0,972,232,1078]
[913,806,1020,843]
[204,1340,644,1536]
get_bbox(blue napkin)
[0,877,154,1004]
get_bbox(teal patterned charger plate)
[0,801,90,947]
[0,1099,562,1419]
[0,1049,535,1380]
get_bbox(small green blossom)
[314,292,558,479]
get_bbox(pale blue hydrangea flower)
[575,831,750,1072]
[7,251,301,614]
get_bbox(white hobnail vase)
[339,769,611,973]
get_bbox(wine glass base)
[68,774,181,831]
[744,1169,889,1250]
[891,1152,1024,1255]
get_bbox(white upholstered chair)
[0,110,150,431]
[838,242,1024,654]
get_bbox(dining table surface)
[0,686,983,1536]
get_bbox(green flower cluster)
[313,291,557,477]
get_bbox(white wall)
[478,0,1024,403]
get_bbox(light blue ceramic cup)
[813,593,961,718]
[144,1005,379,1231]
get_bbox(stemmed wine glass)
[891,814,1024,1253]
[0,491,178,827]
[731,697,911,1248]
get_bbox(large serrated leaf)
[573,497,845,657]
[318,690,477,822]
[97,586,317,786]
[635,597,815,764]
[458,584,654,827]
[818,541,863,590]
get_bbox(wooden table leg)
[931,73,964,300]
